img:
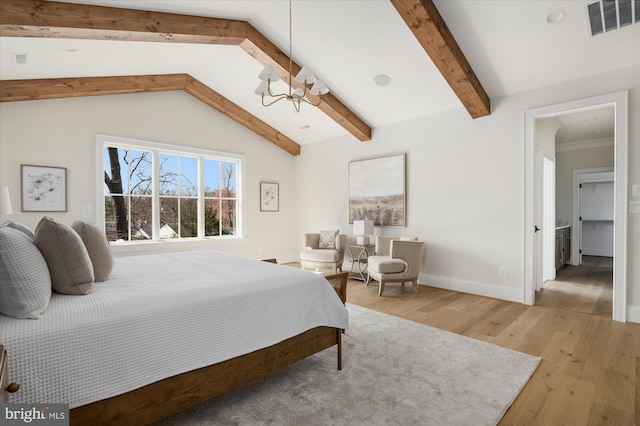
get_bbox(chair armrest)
[304,233,320,249]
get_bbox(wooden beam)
[0,74,188,101]
[184,76,300,156]
[0,75,301,155]
[390,0,490,118]
[0,0,247,44]
[0,0,372,144]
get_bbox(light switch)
[633,184,640,197]
[630,201,640,214]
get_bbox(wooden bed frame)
[69,326,342,425]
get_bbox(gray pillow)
[0,227,52,319]
[33,216,94,295]
[1,220,35,240]
[72,220,114,282]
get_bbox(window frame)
[96,134,245,245]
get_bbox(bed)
[0,250,349,424]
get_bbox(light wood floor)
[536,256,614,318]
[345,276,640,425]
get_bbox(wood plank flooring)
[536,256,614,318]
[345,277,640,425]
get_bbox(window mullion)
[152,150,160,241]
[198,157,204,238]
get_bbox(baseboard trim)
[419,273,522,303]
[626,305,640,324]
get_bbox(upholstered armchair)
[300,232,346,274]
[367,237,425,296]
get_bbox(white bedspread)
[0,250,349,408]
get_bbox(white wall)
[0,90,299,260]
[294,65,640,314]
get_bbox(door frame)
[524,91,628,322]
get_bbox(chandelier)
[254,0,329,112]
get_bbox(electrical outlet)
[630,201,640,214]
[83,205,91,214]
[498,266,507,277]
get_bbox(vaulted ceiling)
[1,0,638,154]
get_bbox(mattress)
[0,250,349,408]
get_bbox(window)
[98,135,243,243]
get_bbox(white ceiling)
[1,0,638,146]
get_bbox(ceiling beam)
[390,0,490,118]
[0,0,371,146]
[0,74,301,156]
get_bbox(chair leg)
[412,279,418,293]
[378,280,385,296]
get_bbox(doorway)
[524,91,628,322]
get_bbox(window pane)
[180,156,198,197]
[128,149,152,195]
[130,196,152,240]
[221,199,236,235]
[204,159,220,197]
[160,197,179,239]
[204,199,220,236]
[104,195,129,242]
[159,153,178,196]
[220,161,236,198]
[180,198,198,237]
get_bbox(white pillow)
[1,220,35,240]
[319,230,339,249]
[0,227,51,319]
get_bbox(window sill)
[110,236,243,257]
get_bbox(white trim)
[419,273,521,303]
[524,91,628,322]
[571,167,614,266]
[556,137,614,152]
[627,305,640,324]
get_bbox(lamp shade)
[258,64,280,82]
[0,186,12,215]
[310,80,330,96]
[295,66,317,85]
[254,81,269,96]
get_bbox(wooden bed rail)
[70,326,341,425]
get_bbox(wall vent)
[587,0,639,36]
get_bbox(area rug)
[154,304,540,426]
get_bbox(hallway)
[535,256,613,318]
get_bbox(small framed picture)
[21,165,67,212]
[260,182,279,212]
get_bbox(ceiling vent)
[587,0,639,36]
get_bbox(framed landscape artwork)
[260,182,279,212]
[349,153,405,227]
[21,164,67,212]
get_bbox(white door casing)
[524,91,628,322]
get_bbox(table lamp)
[353,219,374,245]
[0,186,12,216]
